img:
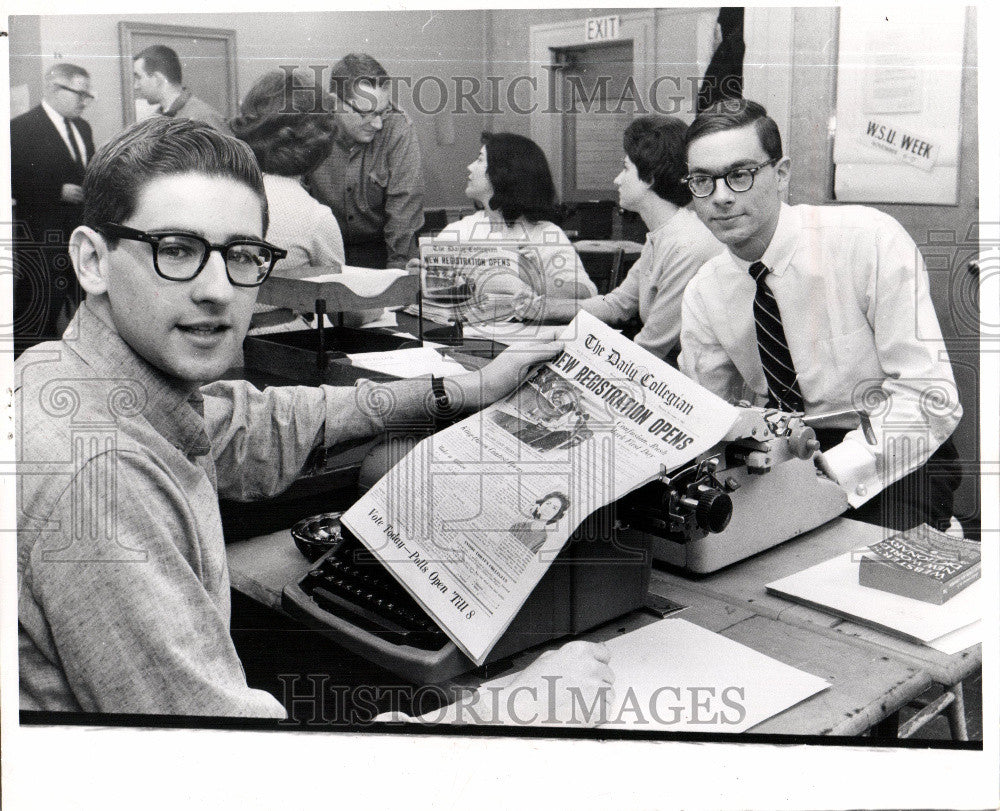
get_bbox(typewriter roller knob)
[695,489,733,534]
[787,421,820,460]
[678,486,733,534]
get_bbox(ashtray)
[290,512,345,562]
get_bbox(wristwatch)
[431,375,451,415]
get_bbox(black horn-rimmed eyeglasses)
[54,83,95,101]
[682,159,779,198]
[98,223,286,287]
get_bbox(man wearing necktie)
[678,99,962,532]
[11,63,95,355]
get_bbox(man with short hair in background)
[132,44,229,132]
[11,63,96,355]
[307,53,425,269]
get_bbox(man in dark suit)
[11,63,95,355]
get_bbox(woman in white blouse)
[517,116,722,363]
[230,70,346,332]
[433,133,597,303]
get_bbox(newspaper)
[417,236,530,322]
[407,236,564,342]
[341,311,739,664]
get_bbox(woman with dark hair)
[517,115,722,363]
[230,70,346,331]
[436,132,596,300]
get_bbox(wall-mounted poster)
[833,7,966,205]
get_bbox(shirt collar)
[41,99,68,128]
[64,302,212,458]
[160,87,192,117]
[726,202,801,278]
[264,173,306,189]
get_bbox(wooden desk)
[651,517,982,738]
[226,525,931,736]
[653,518,982,686]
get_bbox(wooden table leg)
[946,681,969,741]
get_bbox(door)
[557,41,634,204]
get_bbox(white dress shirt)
[679,202,961,507]
[41,99,87,165]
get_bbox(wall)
[8,15,42,117]
[12,10,491,208]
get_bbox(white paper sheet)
[926,620,982,655]
[346,347,468,378]
[474,619,830,732]
[766,548,981,643]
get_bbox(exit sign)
[585,15,621,42]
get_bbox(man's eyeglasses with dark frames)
[54,83,95,102]
[343,96,392,123]
[682,159,779,198]
[98,223,286,287]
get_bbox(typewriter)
[619,406,852,574]
[282,505,669,684]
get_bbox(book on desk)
[858,525,981,605]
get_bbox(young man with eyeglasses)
[306,53,426,270]
[678,99,962,532]
[15,117,612,718]
[11,63,96,355]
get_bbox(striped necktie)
[749,261,804,412]
[64,117,83,168]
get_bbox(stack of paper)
[766,548,981,654]
[461,321,565,343]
